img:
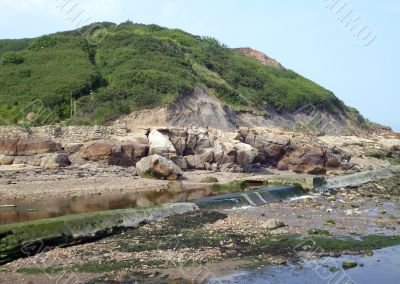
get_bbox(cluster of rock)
[0,126,351,179]
[0,138,70,168]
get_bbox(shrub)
[1,52,24,65]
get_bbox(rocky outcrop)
[73,140,148,167]
[242,131,289,166]
[0,138,68,168]
[0,126,352,174]
[80,141,116,161]
[185,155,206,170]
[0,138,61,156]
[277,143,348,175]
[40,153,71,169]
[136,154,183,180]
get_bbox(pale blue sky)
[1,0,399,131]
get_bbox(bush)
[1,52,24,65]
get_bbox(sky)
[0,0,399,131]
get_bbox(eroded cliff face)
[118,87,361,135]
[121,88,240,131]
[234,48,284,68]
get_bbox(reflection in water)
[0,185,304,225]
[0,187,213,225]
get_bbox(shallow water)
[208,245,400,284]
[0,187,212,225]
[0,185,303,225]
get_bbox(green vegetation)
[0,21,355,125]
[9,209,400,277]
[308,228,331,235]
[211,181,248,192]
[329,266,339,272]
[0,204,189,264]
[325,219,336,226]
[342,260,358,269]
[364,149,388,159]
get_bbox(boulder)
[245,133,289,165]
[184,128,213,155]
[261,219,286,230]
[219,162,243,173]
[185,155,206,170]
[236,143,258,167]
[109,144,135,167]
[279,146,327,174]
[40,154,71,169]
[0,155,14,165]
[148,130,176,157]
[79,141,148,167]
[291,147,326,166]
[195,135,213,154]
[68,152,87,165]
[136,154,183,180]
[213,141,237,165]
[130,129,149,145]
[132,143,149,162]
[80,141,115,161]
[171,156,189,171]
[277,159,289,171]
[168,129,188,156]
[325,153,341,168]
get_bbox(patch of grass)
[389,157,400,165]
[324,220,336,227]
[308,228,330,235]
[364,149,388,159]
[16,267,64,275]
[329,266,339,273]
[310,235,400,252]
[342,260,358,269]
[211,181,248,192]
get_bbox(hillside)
[0,21,368,132]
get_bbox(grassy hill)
[0,21,361,126]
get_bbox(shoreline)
[0,165,249,201]
[0,172,399,282]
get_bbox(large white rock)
[236,142,258,167]
[136,154,183,180]
[148,130,176,157]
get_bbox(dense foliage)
[0,21,347,125]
